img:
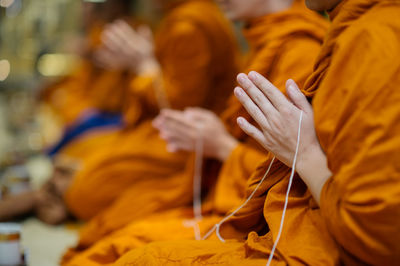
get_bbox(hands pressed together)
[93,20,160,75]
[234,71,331,204]
[152,71,331,203]
[153,108,238,162]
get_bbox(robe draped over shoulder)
[62,2,331,265]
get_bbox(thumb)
[286,79,312,114]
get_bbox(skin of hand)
[99,20,160,75]
[93,46,128,70]
[153,108,238,161]
[234,71,331,204]
[33,156,79,225]
[34,181,69,225]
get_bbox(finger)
[104,24,138,55]
[167,142,192,153]
[234,86,271,131]
[115,21,148,49]
[184,108,213,121]
[161,109,195,129]
[236,117,269,149]
[137,25,153,41]
[152,116,164,129]
[237,73,278,116]
[159,124,189,140]
[286,79,313,114]
[248,71,292,112]
[102,30,126,53]
[116,20,137,36]
[159,117,196,140]
[166,138,194,153]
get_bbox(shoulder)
[337,4,400,57]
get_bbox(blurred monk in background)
[39,0,239,229]
[116,0,400,265]
[61,0,330,264]
[0,0,137,223]
[41,0,136,141]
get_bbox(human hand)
[153,108,238,161]
[99,20,159,74]
[234,71,319,168]
[234,71,332,204]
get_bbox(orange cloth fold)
[41,23,132,126]
[114,0,400,265]
[62,0,239,262]
[62,2,330,265]
[308,0,400,264]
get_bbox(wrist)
[296,143,332,205]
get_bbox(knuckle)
[254,93,263,103]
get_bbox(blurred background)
[0,1,246,265]
[0,1,156,265]
[0,0,155,165]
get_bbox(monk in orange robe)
[55,0,239,235]
[115,0,400,265]
[60,0,329,264]
[0,0,136,224]
[41,0,135,126]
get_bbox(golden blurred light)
[84,0,107,2]
[0,60,11,81]
[37,54,78,77]
[0,0,14,8]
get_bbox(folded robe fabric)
[41,23,132,127]
[114,0,400,265]
[61,1,331,265]
[61,0,240,259]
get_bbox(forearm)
[296,144,332,205]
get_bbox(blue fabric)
[47,110,123,157]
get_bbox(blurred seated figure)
[0,0,137,224]
[116,0,400,265]
[0,0,240,230]
[41,0,138,157]
[58,0,239,229]
[60,0,330,264]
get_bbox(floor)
[21,218,78,266]
[22,157,79,266]
[0,98,78,266]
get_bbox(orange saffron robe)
[114,0,400,265]
[41,24,132,126]
[61,0,239,259]
[62,2,330,265]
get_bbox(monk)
[41,0,134,127]
[115,0,400,265]
[55,0,239,237]
[60,0,329,264]
[0,0,136,224]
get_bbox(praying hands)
[235,71,331,204]
[95,20,159,75]
[153,108,238,161]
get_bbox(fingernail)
[234,87,244,96]
[248,71,258,80]
[288,85,296,94]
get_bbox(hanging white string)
[153,76,170,110]
[183,128,204,240]
[266,110,303,266]
[202,156,276,241]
